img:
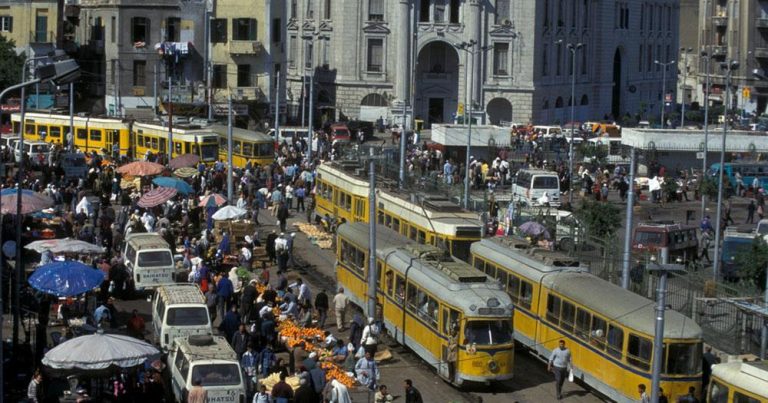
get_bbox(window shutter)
[8,16,12,32]
[250,19,257,40]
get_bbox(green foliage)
[236,266,251,282]
[734,237,768,291]
[574,199,621,238]
[578,143,607,165]
[661,178,679,202]
[698,177,718,199]
[0,36,24,90]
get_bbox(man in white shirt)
[297,278,311,306]
[333,287,348,331]
[547,340,572,400]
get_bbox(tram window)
[385,270,394,297]
[37,125,47,137]
[25,123,35,135]
[137,135,143,147]
[507,275,519,302]
[590,316,607,350]
[546,295,561,325]
[417,230,426,244]
[89,129,102,141]
[77,128,87,139]
[442,308,460,335]
[394,276,405,305]
[50,126,61,138]
[355,200,365,217]
[733,392,760,403]
[174,142,182,154]
[259,143,272,156]
[709,381,729,403]
[420,294,438,328]
[606,325,624,359]
[496,269,507,287]
[473,257,484,271]
[665,343,701,375]
[377,211,385,225]
[485,263,496,278]
[406,283,419,312]
[436,237,449,251]
[219,137,226,147]
[408,226,417,241]
[519,281,532,309]
[243,142,253,156]
[392,218,400,232]
[375,262,382,289]
[233,141,241,153]
[627,333,652,371]
[560,301,575,333]
[575,309,591,340]
[151,137,158,149]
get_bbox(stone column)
[469,0,482,108]
[397,0,411,103]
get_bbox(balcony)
[232,87,265,102]
[757,17,768,28]
[711,45,727,57]
[421,72,453,82]
[755,48,768,59]
[228,40,264,56]
[712,15,728,27]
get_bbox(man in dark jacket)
[277,202,289,233]
[231,323,250,359]
[293,376,316,403]
[314,290,329,328]
[240,279,258,320]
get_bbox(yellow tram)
[708,361,768,402]
[470,237,703,402]
[336,222,515,385]
[12,111,131,154]
[315,162,482,261]
[211,125,274,168]
[132,122,219,163]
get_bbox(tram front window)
[665,342,702,375]
[450,240,472,261]
[200,143,218,161]
[463,320,512,345]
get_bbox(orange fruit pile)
[320,361,356,388]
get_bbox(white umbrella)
[26,238,105,255]
[42,330,159,370]
[212,205,248,221]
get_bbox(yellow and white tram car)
[12,111,131,154]
[132,122,219,163]
[212,125,274,168]
[471,237,703,402]
[336,222,514,385]
[315,162,482,260]
[708,361,768,402]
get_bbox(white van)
[532,125,562,139]
[268,126,310,144]
[169,335,246,403]
[123,233,176,289]
[152,283,212,351]
[512,169,561,207]
[14,141,51,166]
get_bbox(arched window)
[361,93,388,107]
[555,97,564,108]
[542,100,549,110]
[581,94,589,105]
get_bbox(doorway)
[429,98,444,124]
[612,49,622,119]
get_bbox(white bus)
[152,284,212,351]
[169,335,246,403]
[123,233,176,289]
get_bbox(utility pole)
[69,82,74,151]
[565,42,583,206]
[167,69,174,163]
[115,59,122,118]
[621,147,636,289]
[308,68,314,161]
[227,94,233,203]
[398,101,406,190]
[274,70,280,151]
[204,8,213,121]
[367,147,377,318]
[153,62,158,118]
[301,75,306,128]
[655,59,675,128]
[680,48,692,128]
[701,51,711,219]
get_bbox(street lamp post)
[680,48,692,128]
[454,40,477,209]
[564,41,583,206]
[751,67,768,359]
[712,60,739,280]
[654,59,676,128]
[302,31,320,162]
[646,260,687,403]
[701,50,712,219]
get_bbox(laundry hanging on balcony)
[154,41,191,62]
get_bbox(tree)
[574,199,621,239]
[0,35,24,90]
[734,237,768,291]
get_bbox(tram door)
[439,307,460,381]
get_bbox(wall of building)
[0,0,59,54]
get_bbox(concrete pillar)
[469,0,482,108]
[397,0,411,103]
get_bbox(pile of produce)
[260,372,301,391]
[294,223,334,249]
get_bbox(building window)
[647,46,652,72]
[131,17,150,43]
[213,64,227,88]
[321,37,331,69]
[35,12,48,42]
[557,0,564,27]
[542,44,549,76]
[638,44,643,72]
[419,0,429,22]
[211,19,227,43]
[290,0,297,19]
[272,18,281,43]
[91,17,104,41]
[111,16,116,43]
[543,0,550,27]
[556,42,562,75]
[237,64,251,87]
[324,0,332,19]
[133,60,146,87]
[581,44,587,74]
[495,0,510,24]
[289,35,297,67]
[166,17,180,42]
[434,0,446,22]
[450,0,459,23]
[305,41,313,69]
[366,38,383,72]
[306,0,314,19]
[582,0,588,28]
[493,43,509,76]
[0,16,13,33]
[233,18,256,41]
[368,0,384,21]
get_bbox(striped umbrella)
[137,187,177,208]
[198,193,227,207]
[116,161,165,177]
[0,188,55,215]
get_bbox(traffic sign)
[743,87,751,99]
[457,103,464,115]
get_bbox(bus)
[709,161,768,191]
[470,237,703,403]
[213,125,274,168]
[721,227,756,281]
[708,361,768,402]
[631,222,699,264]
[314,162,482,261]
[336,222,515,385]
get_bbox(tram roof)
[209,125,272,142]
[711,361,768,398]
[542,271,702,339]
[470,238,587,283]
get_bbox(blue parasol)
[28,261,105,297]
[152,177,194,195]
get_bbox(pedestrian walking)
[360,316,381,356]
[747,200,756,224]
[403,379,423,403]
[187,379,208,403]
[699,230,712,264]
[638,384,650,403]
[26,371,43,403]
[333,287,348,331]
[314,289,329,328]
[547,340,572,400]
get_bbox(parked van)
[14,141,51,166]
[631,222,698,264]
[268,126,310,145]
[532,125,562,139]
[152,283,212,351]
[123,233,176,289]
[169,335,246,403]
[329,123,351,143]
[0,135,19,151]
[512,169,561,207]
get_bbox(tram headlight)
[488,359,499,373]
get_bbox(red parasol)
[116,161,165,177]
[137,187,178,208]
